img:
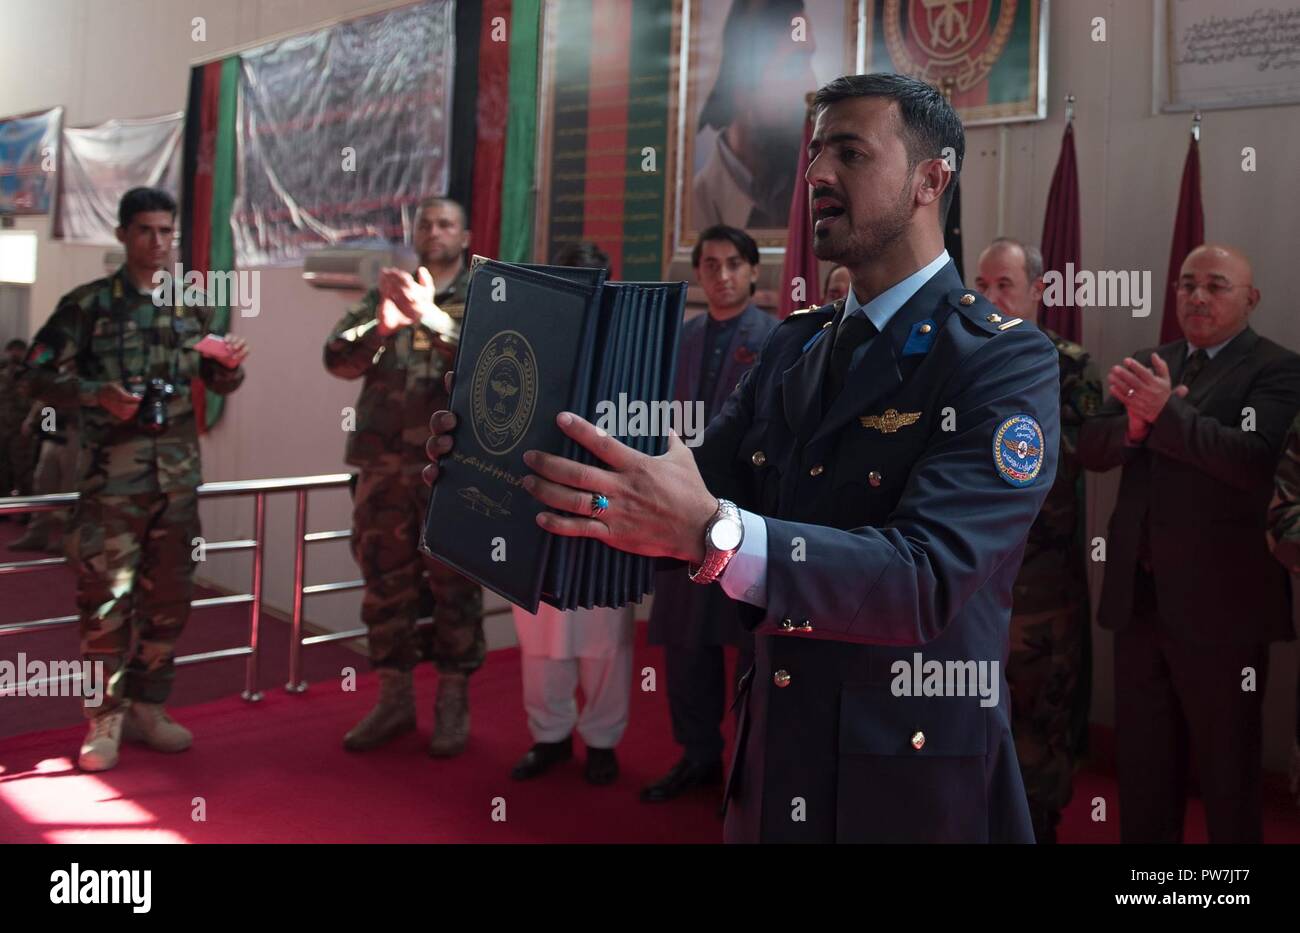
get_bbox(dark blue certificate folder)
[420,257,687,613]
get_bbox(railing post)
[286,488,309,693]
[241,491,266,702]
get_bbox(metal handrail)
[282,482,512,693]
[2,471,511,703]
[0,473,355,702]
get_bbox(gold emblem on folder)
[470,330,539,456]
[858,408,922,434]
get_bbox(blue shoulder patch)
[993,414,1045,487]
[901,319,937,357]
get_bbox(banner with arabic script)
[1158,0,1300,112]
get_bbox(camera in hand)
[127,377,178,435]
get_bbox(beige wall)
[1,0,1296,764]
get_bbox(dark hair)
[418,195,468,229]
[692,224,760,269]
[699,0,806,131]
[118,187,177,229]
[812,73,965,222]
[5,339,27,352]
[552,242,610,269]
[692,225,760,296]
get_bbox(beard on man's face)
[812,181,913,266]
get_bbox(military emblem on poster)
[867,0,1048,124]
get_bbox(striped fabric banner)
[539,0,672,278]
[468,0,512,258]
[181,57,239,432]
[499,0,542,263]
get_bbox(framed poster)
[1154,0,1300,113]
[865,0,1048,125]
[673,0,859,252]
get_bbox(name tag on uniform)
[859,408,921,434]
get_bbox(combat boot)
[9,529,49,551]
[78,707,127,771]
[123,702,193,752]
[429,672,469,757]
[343,668,416,751]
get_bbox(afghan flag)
[499,0,542,264]
[535,0,673,278]
[181,57,239,433]
[1037,121,1081,343]
[1159,133,1204,344]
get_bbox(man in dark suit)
[1077,243,1300,843]
[426,73,1060,842]
[642,225,775,803]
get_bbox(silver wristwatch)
[689,498,744,585]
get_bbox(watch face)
[710,517,743,551]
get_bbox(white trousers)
[520,648,634,748]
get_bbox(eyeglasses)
[1174,280,1249,298]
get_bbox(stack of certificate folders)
[421,256,688,613]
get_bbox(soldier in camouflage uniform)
[0,339,38,501]
[1267,412,1300,806]
[324,196,485,757]
[976,238,1102,842]
[11,394,81,552]
[24,188,248,772]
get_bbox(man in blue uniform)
[426,74,1059,842]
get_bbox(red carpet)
[0,640,735,843]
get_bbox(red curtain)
[1037,122,1081,343]
[469,0,513,259]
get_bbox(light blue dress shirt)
[718,250,951,608]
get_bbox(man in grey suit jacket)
[642,225,776,803]
[1078,243,1300,843]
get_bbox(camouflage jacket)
[1268,412,1300,572]
[0,358,31,428]
[1012,329,1103,614]
[323,266,469,474]
[24,266,245,495]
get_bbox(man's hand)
[1108,353,1189,440]
[380,266,439,324]
[423,376,717,563]
[97,382,142,422]
[222,335,250,369]
[375,296,416,337]
[521,413,717,564]
[423,370,456,487]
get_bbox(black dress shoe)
[510,737,573,780]
[639,756,722,802]
[584,747,619,786]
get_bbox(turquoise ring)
[590,493,609,518]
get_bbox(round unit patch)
[993,414,1045,487]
